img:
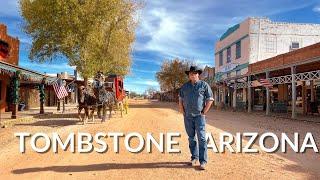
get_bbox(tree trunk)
[84,77,88,87]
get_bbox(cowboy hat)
[185,66,203,75]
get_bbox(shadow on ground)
[14,119,82,127]
[12,162,192,174]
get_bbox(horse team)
[78,72,118,124]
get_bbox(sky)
[0,0,320,94]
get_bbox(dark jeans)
[184,114,207,164]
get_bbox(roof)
[219,24,240,41]
[0,60,56,83]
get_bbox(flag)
[52,78,68,99]
[259,79,273,88]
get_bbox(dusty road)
[0,100,319,179]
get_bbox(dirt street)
[0,100,319,179]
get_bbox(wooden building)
[231,42,320,118]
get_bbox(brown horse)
[78,85,97,124]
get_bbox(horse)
[78,72,116,124]
[78,85,97,124]
[92,72,116,122]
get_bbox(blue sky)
[0,0,320,93]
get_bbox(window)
[227,47,231,63]
[265,37,276,53]
[227,73,231,78]
[236,41,241,59]
[290,42,299,51]
[219,51,223,66]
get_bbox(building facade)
[214,17,320,108]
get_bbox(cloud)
[133,57,162,65]
[0,1,19,18]
[313,5,320,13]
[135,0,318,67]
[2,0,319,95]
[132,68,157,74]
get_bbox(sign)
[220,63,239,73]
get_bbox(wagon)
[105,74,126,117]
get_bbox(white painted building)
[214,17,320,107]
[215,17,320,82]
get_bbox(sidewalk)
[212,107,320,123]
[0,104,78,127]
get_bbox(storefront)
[242,42,320,118]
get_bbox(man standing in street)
[178,66,214,170]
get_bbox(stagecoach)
[78,73,128,124]
[105,74,126,117]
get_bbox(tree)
[156,59,193,91]
[19,0,141,82]
[129,91,140,98]
[145,87,157,96]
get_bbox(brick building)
[0,24,48,117]
[246,42,320,117]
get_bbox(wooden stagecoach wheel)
[119,101,124,118]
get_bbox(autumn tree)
[19,0,141,83]
[156,59,193,91]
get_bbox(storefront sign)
[220,63,239,73]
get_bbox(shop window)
[290,42,299,51]
[219,51,223,66]
[236,41,241,59]
[227,47,231,63]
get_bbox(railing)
[234,70,320,89]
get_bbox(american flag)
[259,78,273,88]
[52,79,68,99]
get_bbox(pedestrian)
[178,66,214,170]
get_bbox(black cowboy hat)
[185,66,202,75]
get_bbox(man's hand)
[202,100,213,115]
[178,99,185,115]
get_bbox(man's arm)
[202,83,214,115]
[178,86,185,115]
[202,100,213,115]
[179,99,185,115]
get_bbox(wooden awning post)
[214,88,218,106]
[62,98,65,113]
[248,75,252,113]
[233,84,237,110]
[302,81,307,115]
[57,99,60,111]
[291,66,297,119]
[311,80,315,102]
[266,71,270,116]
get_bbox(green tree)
[156,59,193,91]
[19,0,140,82]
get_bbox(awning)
[0,61,50,83]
